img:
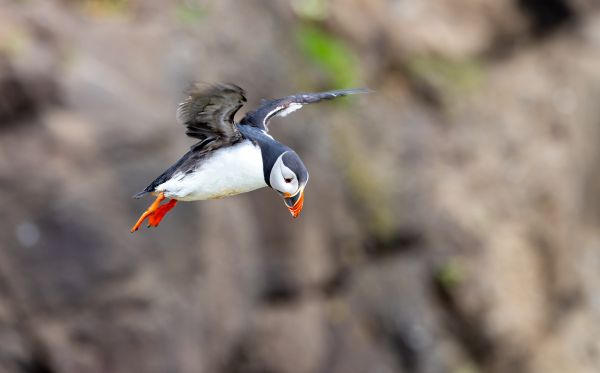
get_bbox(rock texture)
[1,0,600,372]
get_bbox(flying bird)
[131,83,369,232]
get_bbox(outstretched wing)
[176,83,246,149]
[241,88,370,131]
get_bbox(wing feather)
[241,88,370,131]
[176,83,246,149]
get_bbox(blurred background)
[1,0,600,372]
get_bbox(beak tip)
[284,189,305,219]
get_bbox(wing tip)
[180,82,246,102]
[337,87,374,96]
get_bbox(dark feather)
[176,83,246,149]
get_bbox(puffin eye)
[284,177,293,183]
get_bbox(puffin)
[131,83,368,233]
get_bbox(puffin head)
[268,150,309,218]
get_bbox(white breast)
[156,140,267,201]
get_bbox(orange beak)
[283,188,305,218]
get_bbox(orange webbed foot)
[130,193,178,233]
[147,199,177,228]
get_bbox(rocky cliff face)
[1,1,600,372]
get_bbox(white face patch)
[269,153,299,195]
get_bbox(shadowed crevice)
[16,351,55,373]
[516,0,576,38]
